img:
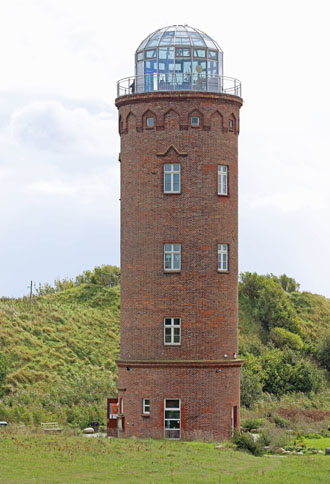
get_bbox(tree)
[317,333,330,372]
[269,327,304,351]
[277,274,300,293]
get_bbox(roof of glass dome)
[136,25,222,53]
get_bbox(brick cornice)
[117,359,243,368]
[115,91,243,109]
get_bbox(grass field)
[0,431,330,484]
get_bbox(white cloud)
[10,100,118,156]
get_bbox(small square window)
[147,117,154,128]
[191,116,200,127]
[143,399,150,414]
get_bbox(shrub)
[261,349,325,396]
[272,414,291,428]
[317,333,330,372]
[269,327,304,351]
[242,418,265,431]
[232,430,263,456]
[240,367,263,408]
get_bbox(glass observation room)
[117,25,241,97]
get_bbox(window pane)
[165,254,172,269]
[174,164,180,171]
[165,399,180,409]
[164,244,171,251]
[165,331,172,343]
[165,410,180,419]
[145,49,157,59]
[174,254,180,269]
[164,318,172,325]
[173,318,180,325]
[176,48,191,57]
[174,334,180,343]
[165,174,172,191]
[173,174,180,191]
[208,50,218,60]
[164,164,171,171]
[173,244,180,252]
[193,49,206,58]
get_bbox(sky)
[0,0,329,298]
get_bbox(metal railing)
[117,74,241,98]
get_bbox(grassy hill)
[0,284,120,391]
[0,269,329,427]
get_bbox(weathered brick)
[116,91,243,441]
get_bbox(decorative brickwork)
[116,90,243,441]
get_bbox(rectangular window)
[147,117,154,127]
[208,50,218,60]
[164,399,181,440]
[191,116,200,126]
[145,49,157,59]
[229,119,234,130]
[218,244,228,271]
[193,48,206,58]
[164,318,181,345]
[176,47,191,57]
[164,164,180,193]
[164,244,181,271]
[143,399,150,414]
[218,165,228,195]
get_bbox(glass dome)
[135,25,223,93]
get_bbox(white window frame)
[218,165,228,196]
[146,117,154,127]
[164,399,181,440]
[164,244,181,271]
[164,164,181,194]
[142,398,150,414]
[164,318,181,345]
[218,244,229,271]
[191,116,200,126]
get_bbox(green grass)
[0,284,120,391]
[304,437,330,450]
[0,432,329,484]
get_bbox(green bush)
[241,418,265,431]
[272,414,291,428]
[261,349,325,396]
[269,327,304,351]
[240,367,263,408]
[317,333,330,372]
[232,430,264,456]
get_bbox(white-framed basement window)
[164,244,181,271]
[164,318,181,345]
[218,244,228,271]
[164,399,181,440]
[164,164,180,193]
[218,165,228,195]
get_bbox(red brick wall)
[116,91,243,441]
[117,363,240,441]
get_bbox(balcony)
[117,74,241,98]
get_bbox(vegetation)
[0,267,330,430]
[0,431,330,484]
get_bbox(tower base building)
[116,26,243,441]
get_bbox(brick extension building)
[115,25,243,441]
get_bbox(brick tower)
[115,25,243,441]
